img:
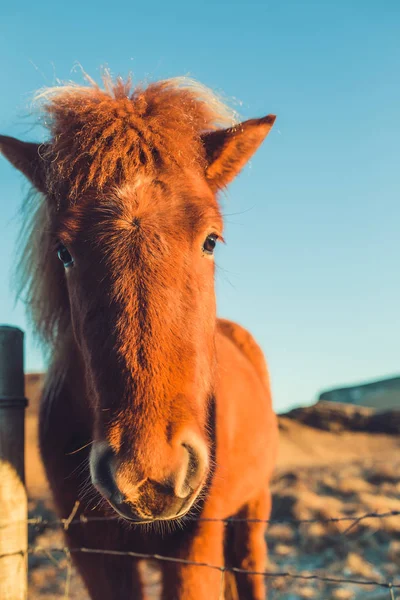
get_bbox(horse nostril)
[90,442,124,505]
[173,440,208,499]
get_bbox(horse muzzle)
[89,439,208,523]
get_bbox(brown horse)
[0,76,278,599]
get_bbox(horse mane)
[16,75,237,350]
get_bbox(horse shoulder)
[210,319,278,514]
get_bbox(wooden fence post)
[0,326,27,600]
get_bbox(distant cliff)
[282,401,400,434]
[318,375,400,410]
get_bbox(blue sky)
[0,1,399,412]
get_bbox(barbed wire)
[1,507,400,598]
[26,545,400,589]
[2,543,399,592]
[1,542,399,598]
[1,509,399,530]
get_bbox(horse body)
[0,75,278,598]
[40,319,277,598]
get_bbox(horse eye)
[57,244,74,268]
[203,234,218,255]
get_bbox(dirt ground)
[24,374,400,599]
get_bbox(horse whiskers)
[66,455,90,481]
[66,440,94,455]
[77,474,97,507]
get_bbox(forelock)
[35,75,237,205]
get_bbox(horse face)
[56,174,221,521]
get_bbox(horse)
[0,75,279,599]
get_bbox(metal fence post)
[0,326,27,600]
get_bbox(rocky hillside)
[283,401,400,434]
[318,375,400,410]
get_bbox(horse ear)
[202,115,276,192]
[0,135,47,192]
